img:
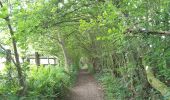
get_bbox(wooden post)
[26,57,30,63]
[48,56,50,65]
[35,52,40,66]
[54,58,56,65]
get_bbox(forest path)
[66,70,104,100]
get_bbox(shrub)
[96,72,130,100]
[0,65,74,100]
[26,65,71,99]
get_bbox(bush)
[26,65,70,99]
[0,64,20,99]
[96,72,130,100]
[0,64,74,100]
[69,64,79,85]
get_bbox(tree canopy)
[0,0,170,99]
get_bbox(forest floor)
[66,70,104,100]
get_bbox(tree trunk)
[58,33,71,71]
[0,1,26,95]
[143,61,170,99]
[7,18,26,96]
[60,41,70,71]
[6,49,11,65]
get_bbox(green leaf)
[0,6,8,19]
[108,29,112,34]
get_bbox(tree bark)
[6,49,11,64]
[58,33,71,71]
[6,18,26,96]
[144,63,170,99]
[0,1,26,95]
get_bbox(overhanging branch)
[126,28,170,35]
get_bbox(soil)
[66,70,104,100]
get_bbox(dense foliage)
[0,65,76,100]
[0,0,170,100]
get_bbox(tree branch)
[0,1,3,7]
[126,28,170,35]
[0,43,6,52]
[0,43,17,66]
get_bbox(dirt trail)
[66,70,104,100]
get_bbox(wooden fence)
[5,50,58,66]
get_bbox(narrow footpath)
[66,70,104,100]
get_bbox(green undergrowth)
[0,64,78,100]
[95,72,129,100]
[96,71,163,100]
[69,64,79,86]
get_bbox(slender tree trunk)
[0,2,26,95]
[60,41,70,70]
[6,49,12,81]
[92,57,97,72]
[112,53,120,77]
[6,49,11,65]
[6,18,26,95]
[58,33,71,71]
